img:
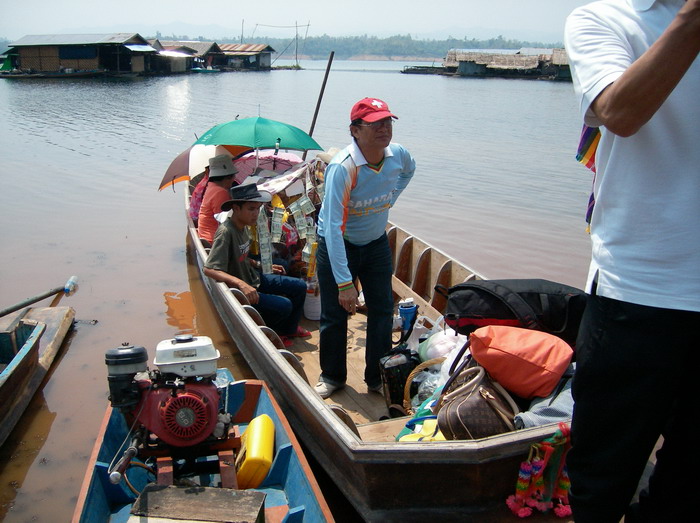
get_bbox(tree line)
[262,34,562,60]
[155,32,561,60]
[2,33,563,61]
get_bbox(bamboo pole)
[303,51,334,160]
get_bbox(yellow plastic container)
[398,418,446,442]
[236,414,275,489]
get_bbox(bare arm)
[203,267,259,304]
[592,0,700,136]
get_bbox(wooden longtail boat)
[184,165,567,521]
[0,306,75,448]
[72,363,333,522]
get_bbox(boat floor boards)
[289,312,409,442]
[128,484,266,522]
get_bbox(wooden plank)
[357,417,411,442]
[392,278,441,320]
[430,260,453,313]
[412,247,432,300]
[129,484,265,522]
[394,236,413,284]
[25,306,75,368]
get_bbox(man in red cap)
[314,97,416,399]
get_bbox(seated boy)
[203,183,310,346]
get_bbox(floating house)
[149,40,197,73]
[442,48,571,80]
[218,44,275,70]
[154,41,276,71]
[7,33,159,76]
[3,35,276,77]
[153,40,223,70]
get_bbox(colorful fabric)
[575,124,600,231]
[506,423,572,518]
[576,124,600,173]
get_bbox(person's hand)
[272,264,286,275]
[338,286,358,315]
[239,282,259,304]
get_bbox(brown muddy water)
[0,60,591,521]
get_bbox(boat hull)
[184,185,566,521]
[0,306,75,447]
[72,371,333,522]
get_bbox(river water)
[0,59,592,521]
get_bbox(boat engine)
[105,334,226,448]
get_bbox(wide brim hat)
[220,183,272,211]
[208,154,238,179]
[316,147,341,164]
[350,97,398,123]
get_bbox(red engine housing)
[132,379,220,447]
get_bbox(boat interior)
[283,225,481,442]
[188,167,484,444]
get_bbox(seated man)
[203,183,310,346]
[197,154,238,247]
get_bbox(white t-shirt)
[565,0,700,312]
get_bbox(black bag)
[438,279,587,346]
[379,343,420,410]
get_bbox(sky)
[1,1,593,43]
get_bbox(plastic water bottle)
[64,275,79,296]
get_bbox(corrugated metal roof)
[124,44,157,53]
[219,43,275,54]
[148,40,197,55]
[159,50,193,58]
[156,41,222,56]
[10,33,149,46]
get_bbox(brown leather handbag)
[435,364,519,440]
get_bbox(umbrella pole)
[303,51,334,160]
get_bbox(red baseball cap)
[350,97,398,123]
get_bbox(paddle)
[0,276,79,318]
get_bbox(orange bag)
[469,325,573,398]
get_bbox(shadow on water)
[0,392,57,519]
[0,326,81,520]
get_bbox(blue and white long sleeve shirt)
[317,141,416,287]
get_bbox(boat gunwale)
[184,184,566,462]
